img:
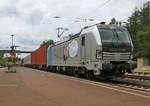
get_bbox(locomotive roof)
[52,24,127,47]
[96,24,127,30]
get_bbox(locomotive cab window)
[81,36,85,46]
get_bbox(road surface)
[0,67,150,106]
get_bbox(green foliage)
[135,26,150,57]
[40,39,54,47]
[127,2,150,58]
[0,53,3,59]
[0,57,12,67]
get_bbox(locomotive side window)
[81,36,85,46]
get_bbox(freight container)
[31,45,48,65]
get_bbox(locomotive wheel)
[85,70,94,80]
[74,71,79,78]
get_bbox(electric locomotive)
[46,23,133,78]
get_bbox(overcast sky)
[0,0,149,57]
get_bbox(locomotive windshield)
[98,27,132,52]
[99,28,130,43]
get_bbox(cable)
[85,0,112,16]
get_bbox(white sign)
[68,40,78,58]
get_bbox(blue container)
[48,47,53,65]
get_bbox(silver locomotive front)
[98,25,133,75]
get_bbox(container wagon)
[31,45,48,70]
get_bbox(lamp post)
[10,34,16,64]
[11,34,14,50]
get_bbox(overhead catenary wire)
[85,0,112,16]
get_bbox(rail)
[108,75,150,92]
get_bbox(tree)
[0,53,3,59]
[128,8,141,40]
[40,39,54,47]
[127,2,150,58]
[135,26,150,57]
[140,3,150,26]
[0,53,12,66]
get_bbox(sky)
[0,0,149,57]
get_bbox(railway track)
[126,74,150,80]
[107,75,150,93]
[58,71,150,93]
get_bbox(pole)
[11,34,15,64]
[11,34,14,48]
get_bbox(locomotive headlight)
[96,50,102,59]
[130,55,133,59]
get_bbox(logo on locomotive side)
[68,40,78,58]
